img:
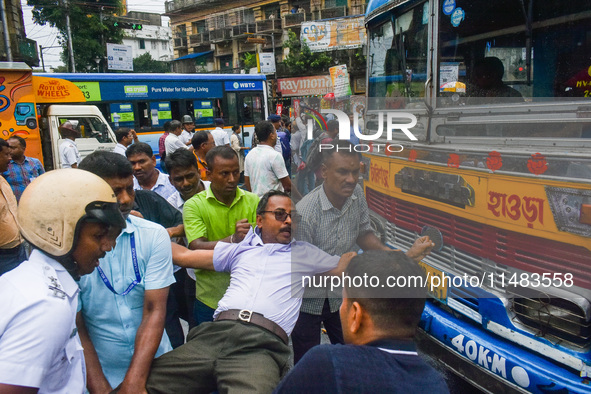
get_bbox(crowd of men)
[0,112,448,393]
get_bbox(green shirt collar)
[205,186,246,209]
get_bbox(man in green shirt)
[183,146,259,324]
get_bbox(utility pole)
[63,0,76,72]
[40,45,45,72]
[1,0,13,61]
[39,45,61,72]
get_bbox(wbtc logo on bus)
[310,109,418,154]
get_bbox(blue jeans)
[0,244,26,276]
[193,298,216,326]
[296,171,315,196]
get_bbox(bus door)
[237,93,264,148]
[137,102,151,130]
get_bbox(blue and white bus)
[37,73,269,152]
[362,0,591,392]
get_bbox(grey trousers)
[146,320,291,394]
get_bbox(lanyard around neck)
[96,233,140,296]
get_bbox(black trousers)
[291,299,344,364]
[165,269,194,348]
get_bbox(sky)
[22,0,169,70]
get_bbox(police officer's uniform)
[0,249,86,392]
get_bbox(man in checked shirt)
[292,140,434,364]
[3,135,44,202]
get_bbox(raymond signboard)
[277,75,333,97]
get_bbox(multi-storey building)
[164,0,367,76]
[121,11,174,63]
[0,0,38,66]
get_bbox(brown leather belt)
[215,309,289,345]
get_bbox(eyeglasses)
[261,209,299,222]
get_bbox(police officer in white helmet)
[180,115,195,146]
[0,169,126,393]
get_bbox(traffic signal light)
[113,21,143,30]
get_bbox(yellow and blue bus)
[362,0,591,392]
[36,73,269,152]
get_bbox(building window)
[162,41,168,50]
[324,0,346,7]
[139,39,145,49]
[151,41,158,49]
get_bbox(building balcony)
[318,6,347,19]
[210,28,232,43]
[232,23,257,37]
[17,37,39,67]
[349,4,366,16]
[262,34,282,50]
[239,41,257,53]
[189,32,210,47]
[173,37,188,49]
[215,44,233,56]
[256,18,282,33]
[211,67,244,74]
[283,12,310,27]
[165,0,216,13]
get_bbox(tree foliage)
[241,52,258,71]
[27,0,124,71]
[133,53,170,73]
[281,30,333,77]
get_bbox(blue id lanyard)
[96,234,140,296]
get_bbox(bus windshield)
[367,2,429,109]
[437,0,591,104]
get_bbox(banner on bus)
[301,16,366,52]
[32,76,87,103]
[277,75,332,97]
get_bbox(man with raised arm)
[146,190,356,393]
[292,140,434,363]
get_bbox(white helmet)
[18,169,126,257]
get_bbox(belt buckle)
[238,309,253,322]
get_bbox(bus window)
[185,100,194,119]
[171,101,181,122]
[110,103,135,129]
[437,0,591,104]
[138,102,151,130]
[194,100,215,125]
[368,1,429,108]
[226,93,238,126]
[240,95,264,125]
[150,102,173,128]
